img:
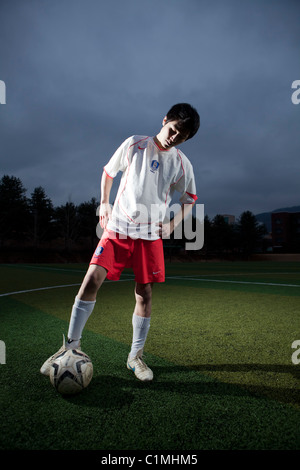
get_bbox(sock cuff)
[132,313,151,328]
[74,296,96,307]
[68,297,96,341]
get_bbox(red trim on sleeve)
[103,167,113,179]
[186,191,198,202]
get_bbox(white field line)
[165,276,300,288]
[0,283,82,298]
[1,274,299,298]
[0,278,136,298]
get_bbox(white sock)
[67,296,96,345]
[129,314,151,358]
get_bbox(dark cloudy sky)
[1,0,299,219]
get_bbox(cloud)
[0,0,299,219]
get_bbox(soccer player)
[40,103,200,382]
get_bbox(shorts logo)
[95,246,104,257]
[150,160,159,173]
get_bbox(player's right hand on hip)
[99,203,112,229]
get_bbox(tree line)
[0,175,267,258]
[163,211,268,260]
[0,175,99,251]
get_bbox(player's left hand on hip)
[156,222,173,239]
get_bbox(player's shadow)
[63,374,136,409]
[153,363,300,407]
[188,362,300,379]
[64,363,300,409]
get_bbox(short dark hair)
[165,103,200,140]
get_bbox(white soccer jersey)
[104,135,197,240]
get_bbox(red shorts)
[90,230,165,284]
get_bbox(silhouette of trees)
[236,210,267,257]
[77,198,99,249]
[0,175,100,255]
[0,175,29,245]
[28,186,55,247]
[209,214,236,255]
[201,212,267,258]
[54,202,80,251]
[0,174,268,259]
[53,199,99,251]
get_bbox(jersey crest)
[150,160,159,173]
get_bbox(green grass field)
[0,261,300,451]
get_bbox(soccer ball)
[49,349,93,395]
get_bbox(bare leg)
[66,265,107,343]
[133,282,153,317]
[127,282,154,380]
[128,282,153,358]
[77,264,107,301]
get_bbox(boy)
[40,103,200,382]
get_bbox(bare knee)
[134,283,153,317]
[78,265,107,301]
[135,282,152,300]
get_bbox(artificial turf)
[0,262,299,450]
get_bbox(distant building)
[271,212,300,252]
[222,214,235,225]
